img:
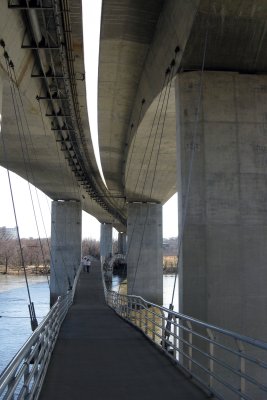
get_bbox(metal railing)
[0,265,81,400]
[103,253,126,281]
[104,285,267,400]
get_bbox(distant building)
[0,226,18,240]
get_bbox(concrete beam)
[50,200,82,305]
[0,73,2,136]
[127,203,163,304]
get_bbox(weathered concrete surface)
[50,200,82,305]
[181,0,267,73]
[99,0,199,206]
[0,73,3,140]
[127,203,163,304]
[176,71,267,341]
[0,1,125,230]
[39,263,207,400]
[2,1,267,230]
[99,0,267,216]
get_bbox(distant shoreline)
[0,265,50,276]
[1,258,177,276]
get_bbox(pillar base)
[127,203,163,305]
[50,200,81,305]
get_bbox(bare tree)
[0,239,16,274]
[0,237,51,274]
[82,238,100,259]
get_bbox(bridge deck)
[39,262,206,400]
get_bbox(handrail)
[0,264,82,400]
[103,274,267,400]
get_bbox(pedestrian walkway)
[39,261,207,400]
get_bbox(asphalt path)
[39,261,207,400]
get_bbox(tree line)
[0,237,101,274]
[0,236,178,274]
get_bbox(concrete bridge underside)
[98,0,267,342]
[0,0,267,344]
[0,1,126,231]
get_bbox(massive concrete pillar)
[50,200,82,305]
[176,71,267,341]
[100,223,112,264]
[0,74,2,125]
[118,232,127,255]
[127,203,163,305]
[0,74,4,150]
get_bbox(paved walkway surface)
[39,262,207,400]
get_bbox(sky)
[0,1,178,241]
[0,166,177,240]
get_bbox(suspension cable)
[1,54,39,330]
[125,99,146,183]
[133,69,170,194]
[123,95,162,295]
[170,12,210,309]
[0,139,38,331]
[2,46,65,325]
[3,55,49,275]
[36,97,75,289]
[10,65,50,286]
[149,61,176,199]
[129,50,178,296]
[7,44,73,290]
[140,65,174,198]
[120,100,148,293]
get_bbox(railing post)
[207,328,215,392]
[7,375,15,400]
[123,295,127,318]
[236,339,246,399]
[112,293,118,315]
[145,305,148,335]
[23,361,30,398]
[186,320,193,373]
[139,300,142,329]
[173,315,178,361]
[132,297,135,323]
[152,308,156,342]
[127,296,131,321]
[161,310,166,350]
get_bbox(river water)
[0,275,50,374]
[0,273,178,375]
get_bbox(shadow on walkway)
[39,261,207,400]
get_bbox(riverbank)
[0,257,177,276]
[163,256,178,274]
[0,265,50,276]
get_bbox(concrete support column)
[0,74,4,150]
[118,232,127,255]
[50,200,82,305]
[127,203,163,305]
[176,71,267,341]
[100,223,113,264]
[0,74,2,125]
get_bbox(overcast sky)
[0,167,178,239]
[0,1,178,241]
[0,166,177,240]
